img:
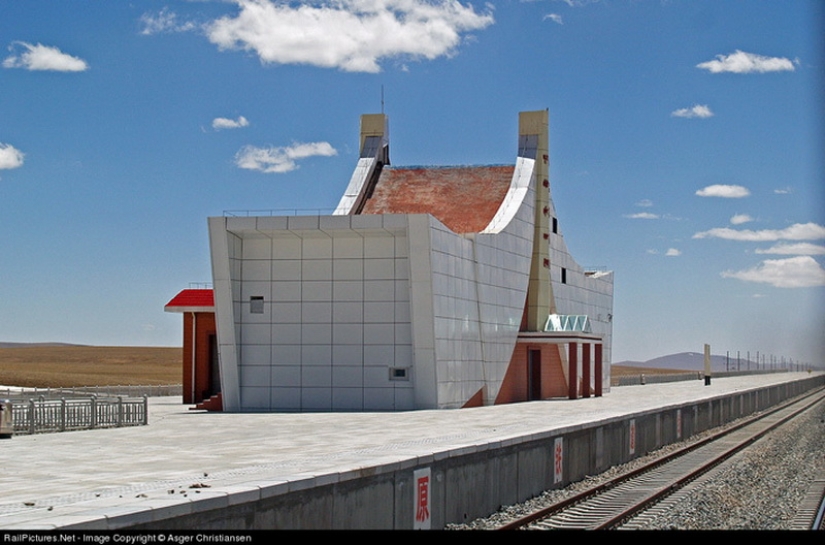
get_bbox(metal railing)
[8,395,149,435]
[224,208,335,217]
[0,384,182,402]
[611,368,789,387]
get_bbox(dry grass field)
[0,345,683,389]
[0,345,181,388]
[611,365,689,377]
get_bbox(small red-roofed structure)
[164,289,220,408]
[164,289,214,312]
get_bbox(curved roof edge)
[481,157,535,234]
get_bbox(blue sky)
[1,0,822,366]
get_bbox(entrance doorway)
[528,349,542,401]
[208,334,221,398]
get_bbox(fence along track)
[498,387,825,531]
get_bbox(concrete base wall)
[129,375,824,530]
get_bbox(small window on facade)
[552,217,558,234]
[389,367,409,381]
[250,296,264,314]
[561,268,567,284]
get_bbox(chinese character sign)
[553,437,563,484]
[676,409,682,440]
[413,468,431,530]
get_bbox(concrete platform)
[0,372,822,530]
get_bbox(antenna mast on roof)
[381,85,385,114]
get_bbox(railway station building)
[166,110,613,412]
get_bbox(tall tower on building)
[520,110,556,331]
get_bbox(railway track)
[790,476,825,531]
[497,387,825,531]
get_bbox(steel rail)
[815,486,825,531]
[792,477,825,530]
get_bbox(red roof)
[164,289,215,312]
[359,165,515,233]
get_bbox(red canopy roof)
[164,289,214,312]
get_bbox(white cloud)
[755,243,825,256]
[543,13,563,24]
[635,199,653,207]
[693,222,825,242]
[665,248,681,257]
[730,214,753,225]
[695,184,750,198]
[697,50,796,74]
[671,104,713,118]
[235,142,338,173]
[3,42,88,72]
[205,0,495,73]
[555,0,601,6]
[140,7,198,35]
[624,212,659,220]
[0,143,24,170]
[213,116,250,130]
[773,187,792,195]
[721,256,825,288]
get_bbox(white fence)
[7,396,149,435]
[0,384,181,401]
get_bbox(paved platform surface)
[0,372,819,529]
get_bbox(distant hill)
[613,352,760,373]
[0,342,87,349]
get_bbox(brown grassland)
[0,346,684,389]
[0,346,181,388]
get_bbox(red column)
[182,313,194,405]
[582,343,591,398]
[594,343,603,397]
[568,343,578,400]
